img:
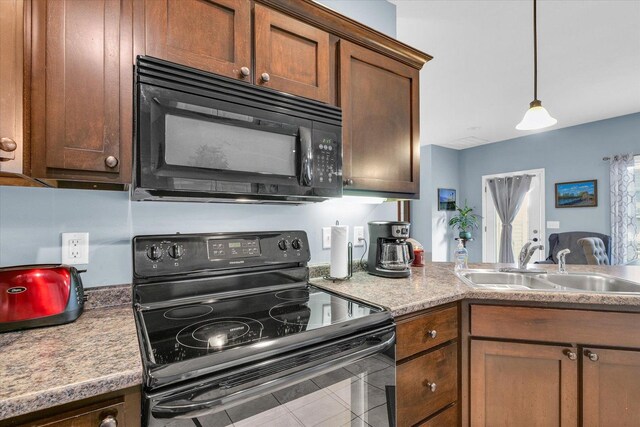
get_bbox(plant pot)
[459,231,472,240]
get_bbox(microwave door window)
[163,114,297,177]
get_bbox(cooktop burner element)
[163,305,213,320]
[274,289,310,301]
[176,317,263,350]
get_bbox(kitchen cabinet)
[582,347,640,426]
[396,303,459,427]
[470,340,578,426]
[339,40,420,198]
[141,1,330,103]
[0,0,24,174]
[6,386,140,427]
[30,0,133,184]
[466,303,640,427]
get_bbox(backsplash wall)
[0,0,398,287]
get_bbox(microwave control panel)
[313,130,339,187]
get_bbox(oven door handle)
[152,331,395,418]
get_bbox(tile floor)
[177,354,395,427]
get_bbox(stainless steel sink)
[457,270,640,294]
[538,273,640,293]
[458,271,562,291]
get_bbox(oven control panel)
[133,231,310,279]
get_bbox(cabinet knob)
[426,329,437,339]
[424,381,437,392]
[0,137,17,152]
[344,178,354,186]
[564,349,577,361]
[99,415,117,427]
[261,72,270,82]
[105,156,119,168]
[585,350,599,362]
[240,67,250,77]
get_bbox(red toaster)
[0,265,85,333]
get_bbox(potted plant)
[448,201,480,239]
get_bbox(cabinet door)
[339,40,420,196]
[583,347,640,427]
[254,4,330,103]
[0,0,23,172]
[144,0,251,81]
[31,0,133,183]
[470,340,578,426]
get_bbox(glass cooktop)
[139,285,381,366]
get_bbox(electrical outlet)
[61,232,89,265]
[322,227,331,249]
[353,226,365,247]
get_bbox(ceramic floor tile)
[284,387,330,412]
[361,403,392,427]
[226,393,283,423]
[343,356,391,376]
[311,409,357,427]
[346,416,372,427]
[311,368,357,390]
[291,392,350,426]
[235,411,303,427]
[362,366,395,391]
[195,410,234,426]
[273,379,323,405]
[331,382,389,416]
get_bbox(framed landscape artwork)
[555,180,598,208]
[438,188,457,211]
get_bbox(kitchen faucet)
[557,249,570,274]
[500,241,546,273]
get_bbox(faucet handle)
[558,249,571,256]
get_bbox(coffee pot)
[367,221,414,278]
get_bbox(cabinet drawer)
[417,404,458,427]
[397,305,458,360]
[471,305,640,347]
[397,342,458,427]
[19,401,126,427]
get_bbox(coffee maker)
[367,221,414,278]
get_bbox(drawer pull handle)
[425,381,437,392]
[426,329,437,339]
[585,350,599,362]
[261,72,270,82]
[564,350,577,361]
[240,67,250,77]
[99,415,117,427]
[0,137,17,152]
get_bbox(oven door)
[146,326,395,427]
[135,82,328,202]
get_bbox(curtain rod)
[603,154,639,161]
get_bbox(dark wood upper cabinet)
[470,339,578,426]
[339,40,420,197]
[582,347,640,426]
[254,3,330,103]
[143,0,251,81]
[30,0,133,183]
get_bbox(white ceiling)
[394,0,640,149]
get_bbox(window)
[635,155,640,259]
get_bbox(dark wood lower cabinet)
[582,347,640,427]
[470,340,578,426]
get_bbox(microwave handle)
[298,127,313,186]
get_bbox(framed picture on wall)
[555,180,598,208]
[438,188,457,211]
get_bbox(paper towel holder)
[323,241,353,282]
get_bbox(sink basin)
[539,273,640,293]
[458,271,561,291]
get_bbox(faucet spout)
[557,249,571,274]
[519,242,544,270]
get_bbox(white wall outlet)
[353,226,365,247]
[322,227,331,249]
[547,221,560,229]
[61,232,89,265]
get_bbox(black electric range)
[132,231,396,426]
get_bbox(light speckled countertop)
[3,262,640,420]
[312,262,640,316]
[0,305,142,421]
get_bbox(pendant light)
[516,0,557,130]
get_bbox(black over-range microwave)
[133,56,342,203]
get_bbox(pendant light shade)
[516,100,558,130]
[516,0,557,131]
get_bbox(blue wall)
[459,112,640,262]
[0,1,398,287]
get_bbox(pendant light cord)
[533,0,538,101]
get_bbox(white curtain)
[610,154,638,264]
[487,175,533,263]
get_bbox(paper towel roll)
[330,225,349,278]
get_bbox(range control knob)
[146,245,162,261]
[278,239,289,251]
[291,239,303,250]
[168,244,184,259]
